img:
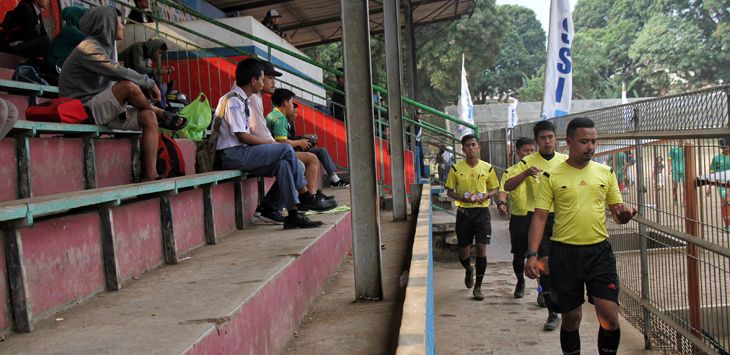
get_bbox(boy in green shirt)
[707,139,730,231]
[266,89,336,206]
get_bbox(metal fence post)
[341,0,384,300]
[683,142,702,345]
[633,110,653,349]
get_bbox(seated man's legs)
[297,151,320,193]
[308,147,348,187]
[86,82,160,180]
[9,36,51,59]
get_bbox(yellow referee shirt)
[534,161,623,245]
[445,159,500,208]
[500,164,528,216]
[509,151,568,212]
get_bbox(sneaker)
[316,189,336,201]
[284,210,324,229]
[464,267,474,289]
[299,192,337,212]
[330,179,350,188]
[537,292,546,307]
[259,207,286,224]
[544,312,560,331]
[514,281,525,299]
[472,287,484,301]
[254,205,264,218]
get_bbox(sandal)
[159,111,188,131]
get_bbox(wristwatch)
[524,250,538,259]
[496,200,505,207]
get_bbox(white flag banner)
[507,98,519,128]
[458,54,475,136]
[540,0,574,120]
[622,82,634,126]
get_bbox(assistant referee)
[525,117,637,355]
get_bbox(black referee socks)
[459,256,471,271]
[598,327,620,354]
[560,328,580,355]
[475,256,487,288]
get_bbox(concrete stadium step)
[0,68,14,80]
[0,53,25,70]
[0,173,270,333]
[0,190,352,354]
[0,130,197,201]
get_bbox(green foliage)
[479,5,545,98]
[571,0,729,98]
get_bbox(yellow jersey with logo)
[500,163,528,216]
[445,159,500,208]
[509,151,568,212]
[534,161,623,245]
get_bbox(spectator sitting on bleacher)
[0,0,51,59]
[267,89,341,201]
[59,5,187,181]
[0,98,18,140]
[247,60,335,222]
[128,0,154,24]
[261,10,287,40]
[275,90,350,189]
[119,38,174,78]
[48,6,87,70]
[215,58,326,229]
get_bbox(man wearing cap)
[262,10,286,39]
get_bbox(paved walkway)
[434,206,662,354]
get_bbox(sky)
[495,0,578,35]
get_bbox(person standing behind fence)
[445,134,499,301]
[707,138,730,232]
[525,116,637,355]
[668,140,685,206]
[654,156,665,190]
[497,137,536,299]
[503,120,567,331]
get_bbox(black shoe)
[464,267,474,289]
[514,281,525,298]
[544,312,560,331]
[259,207,285,224]
[330,179,350,188]
[537,291,546,307]
[472,287,484,301]
[284,210,324,229]
[316,189,336,201]
[300,192,337,212]
[254,205,264,218]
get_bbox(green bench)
[0,79,59,99]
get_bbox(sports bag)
[157,133,186,178]
[25,97,89,123]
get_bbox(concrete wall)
[445,98,648,134]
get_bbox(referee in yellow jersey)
[525,117,637,355]
[445,134,500,301]
[497,137,536,298]
[503,120,567,330]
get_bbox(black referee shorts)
[455,207,491,248]
[509,214,529,255]
[548,240,620,313]
[526,211,554,257]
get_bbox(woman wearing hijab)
[48,6,87,70]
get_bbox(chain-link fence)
[486,85,730,354]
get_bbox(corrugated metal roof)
[207,0,474,48]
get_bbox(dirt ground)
[282,212,414,354]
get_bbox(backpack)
[157,133,186,178]
[25,97,89,123]
[195,92,238,173]
[12,64,49,85]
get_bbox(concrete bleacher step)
[0,191,352,354]
[0,68,14,81]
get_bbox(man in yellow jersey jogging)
[445,134,500,301]
[525,117,637,355]
[503,120,567,330]
[497,137,536,298]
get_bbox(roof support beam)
[221,0,295,12]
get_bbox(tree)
[415,0,507,108]
[478,4,545,99]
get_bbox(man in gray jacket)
[59,5,185,181]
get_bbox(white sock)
[331,174,340,183]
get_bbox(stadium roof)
[206,0,475,48]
